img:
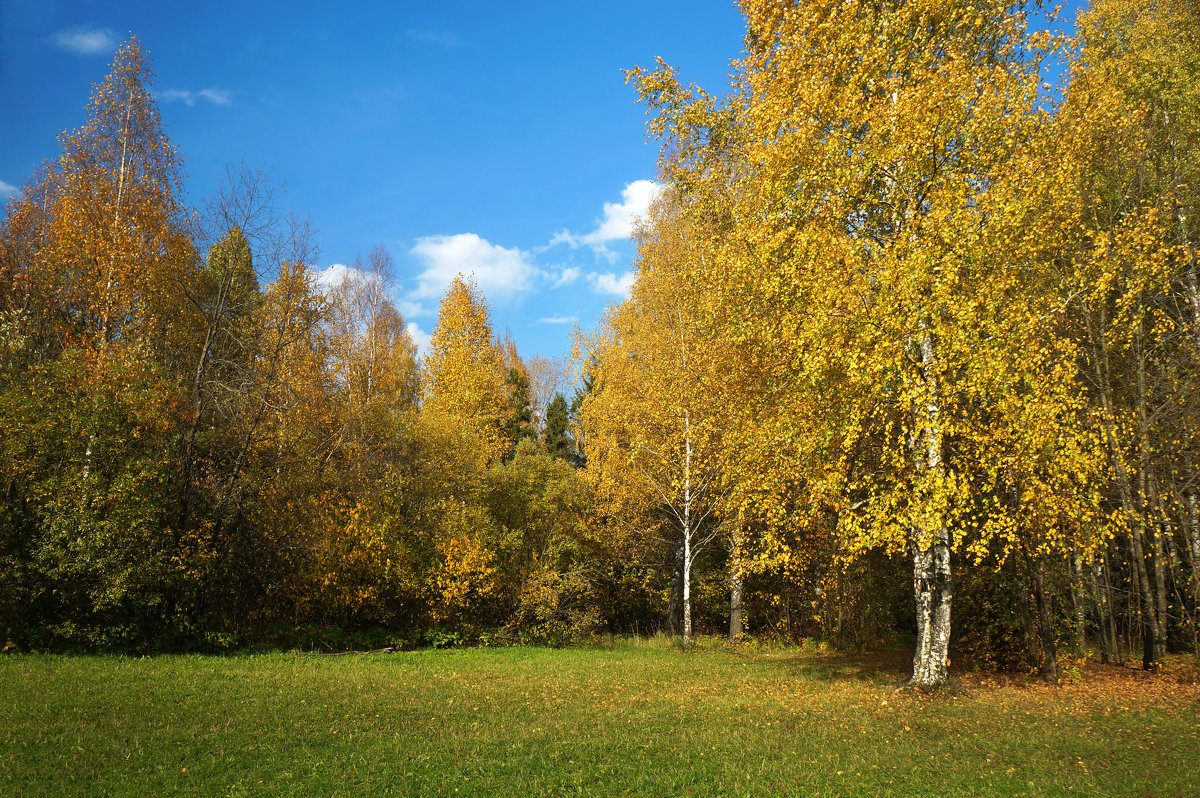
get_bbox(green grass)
[1,640,1197,797]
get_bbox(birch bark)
[910,332,952,688]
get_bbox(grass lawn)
[1,640,1197,796]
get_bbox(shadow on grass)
[756,647,914,686]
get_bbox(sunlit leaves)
[423,277,510,463]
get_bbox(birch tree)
[581,191,734,644]
[327,245,420,480]
[422,277,510,463]
[631,0,1088,685]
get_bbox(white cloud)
[51,26,116,56]
[552,180,661,252]
[588,271,636,298]
[312,262,358,291]
[0,180,19,198]
[160,90,192,104]
[583,180,660,244]
[406,322,432,356]
[197,88,233,106]
[398,298,432,319]
[538,316,577,325]
[160,88,232,106]
[552,267,581,288]
[410,233,536,302]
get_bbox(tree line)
[2,0,1199,691]
[0,38,599,652]
[604,0,1200,686]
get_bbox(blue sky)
[1,1,745,360]
[2,1,1084,361]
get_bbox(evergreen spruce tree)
[543,392,572,461]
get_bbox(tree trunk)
[1147,483,1169,665]
[729,522,744,642]
[1089,555,1113,664]
[1128,523,1161,670]
[911,539,952,687]
[682,529,693,645]
[1086,299,1161,670]
[1182,212,1199,352]
[1071,553,1087,658]
[681,409,693,646]
[1034,554,1059,684]
[1183,487,1200,655]
[910,332,952,688]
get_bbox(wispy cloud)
[198,88,232,105]
[588,271,636,298]
[551,180,660,254]
[0,180,19,198]
[410,233,537,302]
[160,88,232,106]
[51,26,116,56]
[538,316,578,325]
[551,267,581,288]
[398,298,432,319]
[404,28,462,48]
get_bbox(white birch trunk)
[1180,212,1199,352]
[1187,489,1200,646]
[910,331,952,688]
[682,408,693,646]
[729,522,744,642]
[1072,553,1087,658]
[82,434,95,483]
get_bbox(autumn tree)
[581,190,736,644]
[177,225,259,529]
[422,277,510,462]
[630,0,1106,684]
[327,245,420,478]
[1043,0,1200,669]
[526,353,567,429]
[16,37,197,354]
[0,38,206,646]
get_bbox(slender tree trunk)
[1150,486,1170,659]
[1136,326,1167,667]
[682,529,693,645]
[682,409,693,646]
[910,332,952,688]
[1103,552,1121,663]
[1128,523,1160,670]
[82,435,95,483]
[1086,299,1161,670]
[178,278,230,530]
[1034,554,1059,683]
[729,521,744,642]
[1147,484,1166,657]
[1089,555,1113,664]
[1184,487,1200,655]
[1071,553,1087,658]
[1182,212,1200,352]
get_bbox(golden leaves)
[422,277,510,463]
